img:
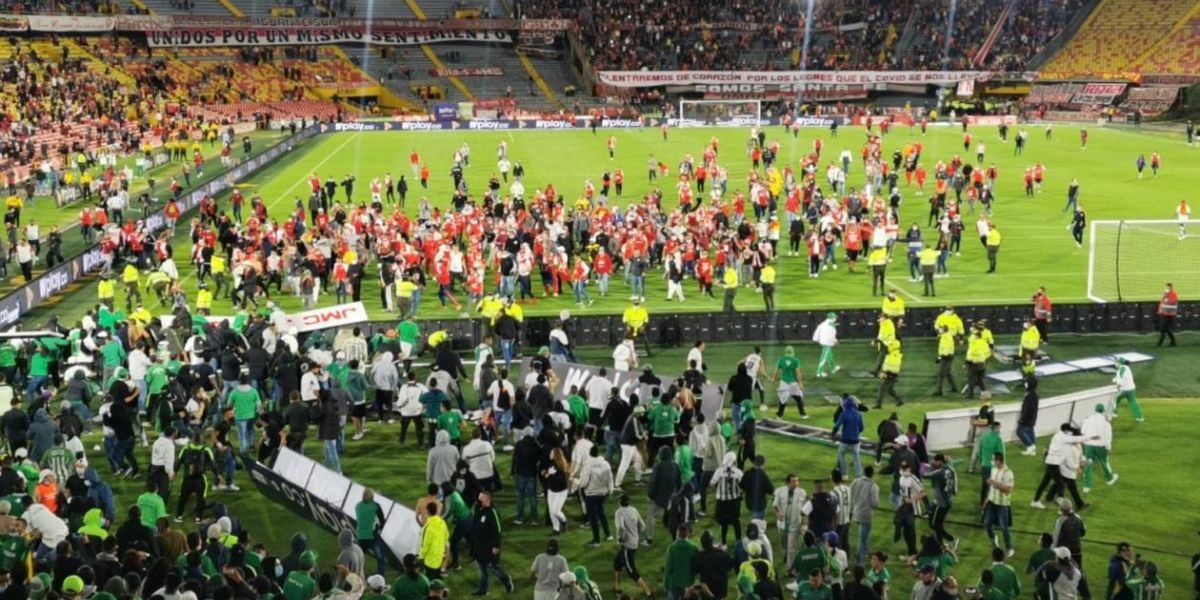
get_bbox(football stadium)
[0,1,1196,599]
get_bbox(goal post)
[677,99,763,126]
[1087,219,1198,303]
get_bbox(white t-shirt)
[586,376,612,410]
[686,347,704,372]
[743,353,762,380]
[613,344,634,371]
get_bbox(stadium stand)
[139,0,236,15]
[1039,0,1196,79]
[980,0,1090,71]
[1129,8,1200,76]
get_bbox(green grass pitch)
[19,122,1200,596]
[20,122,1200,325]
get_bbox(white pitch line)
[883,278,926,303]
[267,132,362,211]
[176,132,363,288]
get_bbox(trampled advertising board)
[519,358,726,423]
[250,448,421,560]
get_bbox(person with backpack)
[925,453,957,546]
[1036,547,1089,600]
[175,434,215,523]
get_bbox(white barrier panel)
[922,386,1117,451]
[250,448,421,560]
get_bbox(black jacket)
[317,399,340,441]
[469,506,503,562]
[511,436,540,478]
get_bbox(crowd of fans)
[522,0,1088,72]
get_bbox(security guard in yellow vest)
[985,224,1002,273]
[428,329,449,349]
[964,326,992,398]
[196,283,213,315]
[934,306,965,341]
[978,320,996,349]
[476,294,504,337]
[396,275,418,318]
[760,263,777,312]
[875,339,904,408]
[1019,320,1042,360]
[868,246,888,296]
[934,326,958,396]
[121,263,141,311]
[622,298,649,338]
[722,267,739,312]
[873,313,896,376]
[881,290,905,321]
[918,246,939,296]
[97,275,116,308]
[211,255,229,298]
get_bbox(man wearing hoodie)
[1081,403,1118,492]
[831,395,865,478]
[613,493,652,596]
[470,491,514,595]
[335,528,365,589]
[426,430,459,488]
[646,445,680,545]
[25,408,58,463]
[280,533,309,578]
[578,444,615,547]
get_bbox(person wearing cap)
[811,312,840,378]
[912,562,941,600]
[1052,498,1086,568]
[1035,547,1088,599]
[284,549,319,600]
[363,573,395,600]
[771,346,807,419]
[60,574,84,599]
[1110,357,1143,422]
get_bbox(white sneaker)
[1107,473,1119,486]
[352,433,364,441]
[759,405,767,412]
[1006,548,1015,559]
[228,484,241,491]
[785,582,799,593]
[1030,500,1045,509]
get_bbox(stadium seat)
[1040,0,1195,79]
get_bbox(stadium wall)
[0,125,321,329]
[353,301,1192,352]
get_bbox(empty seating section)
[1040,0,1195,78]
[1131,12,1200,74]
[140,0,234,15]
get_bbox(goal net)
[678,99,763,126]
[1088,219,1200,302]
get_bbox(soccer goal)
[678,99,763,126]
[1087,219,1200,302]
